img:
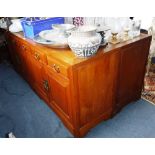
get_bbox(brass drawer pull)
[22,45,26,51]
[34,52,40,60]
[52,64,60,73]
[43,80,49,91]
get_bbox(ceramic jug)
[68,25,101,57]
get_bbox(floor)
[1,62,155,138]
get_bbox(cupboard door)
[10,39,22,73]
[30,57,44,89]
[47,68,70,118]
[30,57,49,102]
[17,43,29,79]
[24,52,35,86]
[117,39,151,108]
[6,37,15,65]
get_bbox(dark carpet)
[0,62,155,138]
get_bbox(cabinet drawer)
[10,37,18,47]
[47,57,68,77]
[18,41,30,53]
[9,34,21,47]
[30,47,47,64]
[10,37,26,54]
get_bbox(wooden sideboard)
[5,31,151,137]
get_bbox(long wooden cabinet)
[5,31,151,137]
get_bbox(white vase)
[9,19,23,32]
[68,25,101,57]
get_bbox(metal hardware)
[22,45,26,51]
[52,64,60,73]
[43,80,49,91]
[34,52,40,60]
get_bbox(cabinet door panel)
[6,38,15,64]
[30,57,49,102]
[31,58,44,88]
[10,39,22,73]
[17,43,29,79]
[24,53,35,86]
[47,69,70,117]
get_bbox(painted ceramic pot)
[68,26,101,57]
[73,17,84,26]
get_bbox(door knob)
[43,80,49,91]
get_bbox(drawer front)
[10,37,19,49]
[18,41,30,53]
[47,57,68,77]
[30,47,47,64]
[9,34,22,48]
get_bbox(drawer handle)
[43,80,49,91]
[34,52,40,60]
[52,64,60,73]
[22,45,26,51]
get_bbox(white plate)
[33,34,68,48]
[39,29,68,44]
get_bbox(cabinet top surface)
[8,31,151,66]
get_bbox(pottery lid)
[52,24,75,31]
[71,25,97,37]
[77,25,97,32]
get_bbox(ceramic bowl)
[52,24,76,37]
[52,24,76,32]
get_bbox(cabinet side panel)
[74,51,120,127]
[117,37,152,109]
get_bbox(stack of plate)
[33,24,75,48]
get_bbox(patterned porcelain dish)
[68,25,101,57]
